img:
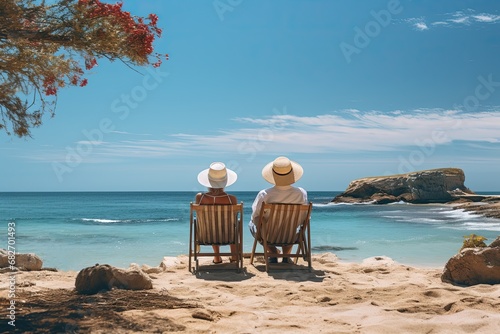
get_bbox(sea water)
[1,191,499,271]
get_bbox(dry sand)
[1,253,499,333]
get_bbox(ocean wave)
[382,215,407,220]
[313,201,376,207]
[436,217,500,231]
[440,209,481,220]
[463,221,500,227]
[440,224,500,232]
[77,218,179,224]
[387,201,411,205]
[312,245,358,251]
[460,222,500,231]
[385,216,443,224]
[81,218,121,224]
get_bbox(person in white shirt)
[249,156,308,263]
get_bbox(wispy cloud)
[448,11,471,24]
[24,109,500,163]
[431,21,449,26]
[110,130,152,136]
[414,22,429,31]
[473,14,500,23]
[405,18,429,31]
[406,10,500,31]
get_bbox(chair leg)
[189,243,197,274]
[302,243,307,261]
[239,239,243,272]
[250,238,258,265]
[262,240,269,272]
[238,223,243,272]
[235,258,239,272]
[234,244,241,272]
[194,242,199,274]
[307,226,312,272]
[189,224,193,273]
[307,242,312,272]
[294,244,301,265]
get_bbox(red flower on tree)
[0,0,168,137]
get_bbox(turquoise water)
[1,191,499,271]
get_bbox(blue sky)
[2,0,500,192]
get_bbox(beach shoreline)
[2,253,499,333]
[3,191,499,273]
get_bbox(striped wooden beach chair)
[250,202,313,272]
[188,202,244,273]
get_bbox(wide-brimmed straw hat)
[262,156,303,186]
[197,162,237,188]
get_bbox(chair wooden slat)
[250,202,312,272]
[188,203,243,273]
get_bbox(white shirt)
[250,185,308,225]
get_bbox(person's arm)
[229,194,238,204]
[251,190,266,223]
[194,192,202,204]
[300,187,308,204]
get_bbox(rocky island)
[332,168,500,218]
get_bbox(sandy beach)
[1,253,499,333]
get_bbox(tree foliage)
[0,0,167,137]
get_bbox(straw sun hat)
[197,162,237,188]
[261,156,303,186]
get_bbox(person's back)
[196,189,237,206]
[250,185,307,224]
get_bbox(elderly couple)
[195,156,308,264]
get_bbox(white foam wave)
[313,201,376,207]
[440,224,500,231]
[440,209,481,220]
[81,218,121,224]
[79,217,179,224]
[381,215,441,223]
[461,222,500,231]
[146,218,179,222]
[387,201,410,205]
[405,217,442,223]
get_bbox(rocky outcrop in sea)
[332,168,477,204]
[331,167,500,219]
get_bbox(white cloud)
[473,14,500,23]
[448,16,470,24]
[404,18,429,31]
[24,109,500,163]
[414,22,429,31]
[110,130,152,136]
[431,21,449,26]
[407,10,500,31]
[183,109,500,154]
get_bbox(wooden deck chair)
[188,202,243,273]
[250,202,312,272]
